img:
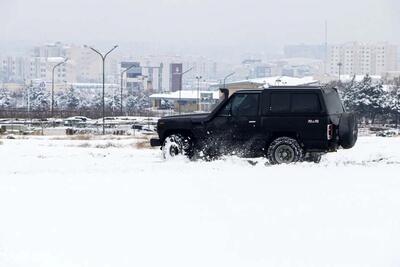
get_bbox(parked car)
[150,86,358,164]
[376,129,400,137]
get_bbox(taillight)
[327,124,334,140]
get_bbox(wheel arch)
[161,129,195,144]
[267,131,301,147]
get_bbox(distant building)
[209,76,319,96]
[282,65,313,77]
[150,90,220,112]
[254,65,273,78]
[28,57,74,84]
[284,44,326,60]
[240,59,273,79]
[32,42,66,58]
[327,42,398,76]
[0,56,28,83]
[170,63,183,92]
[121,61,143,93]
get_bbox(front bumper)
[150,138,161,147]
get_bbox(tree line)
[0,85,152,118]
[1,76,400,125]
[333,75,400,126]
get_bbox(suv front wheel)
[267,137,303,164]
[162,134,192,159]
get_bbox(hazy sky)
[1,0,399,52]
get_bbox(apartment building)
[327,42,397,76]
[29,56,77,84]
[0,56,28,82]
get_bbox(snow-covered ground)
[1,136,400,267]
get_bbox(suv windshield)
[324,89,344,114]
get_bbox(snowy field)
[1,136,400,267]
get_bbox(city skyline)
[1,0,399,55]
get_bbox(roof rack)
[266,85,321,89]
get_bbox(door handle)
[248,121,256,124]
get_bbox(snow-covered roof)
[70,83,119,89]
[222,76,319,88]
[47,57,66,63]
[254,76,319,87]
[150,90,220,100]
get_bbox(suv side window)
[231,94,259,116]
[291,94,321,113]
[270,93,290,113]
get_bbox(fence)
[0,107,162,119]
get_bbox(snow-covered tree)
[0,88,11,108]
[160,98,174,110]
[92,92,103,110]
[341,75,387,122]
[387,77,400,127]
[125,95,138,113]
[57,86,80,110]
[29,85,50,111]
[65,86,80,110]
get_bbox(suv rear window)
[291,94,321,113]
[270,93,290,113]
[324,90,344,114]
[269,92,321,113]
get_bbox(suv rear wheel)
[267,137,303,164]
[162,134,192,159]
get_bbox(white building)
[0,56,28,82]
[150,90,220,112]
[29,57,74,84]
[327,42,397,76]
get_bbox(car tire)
[162,134,193,159]
[267,137,303,164]
[339,113,358,149]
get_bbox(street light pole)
[178,67,193,114]
[120,64,137,116]
[85,45,118,135]
[195,75,202,111]
[223,72,235,89]
[51,58,68,118]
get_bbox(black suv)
[150,86,358,164]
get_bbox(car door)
[290,92,326,147]
[263,91,325,148]
[205,96,236,148]
[230,93,260,144]
[205,93,260,150]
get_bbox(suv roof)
[267,85,322,89]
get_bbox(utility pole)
[51,58,68,118]
[195,76,202,111]
[120,64,137,116]
[223,72,235,89]
[178,67,193,114]
[85,45,118,135]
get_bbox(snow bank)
[0,137,399,267]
